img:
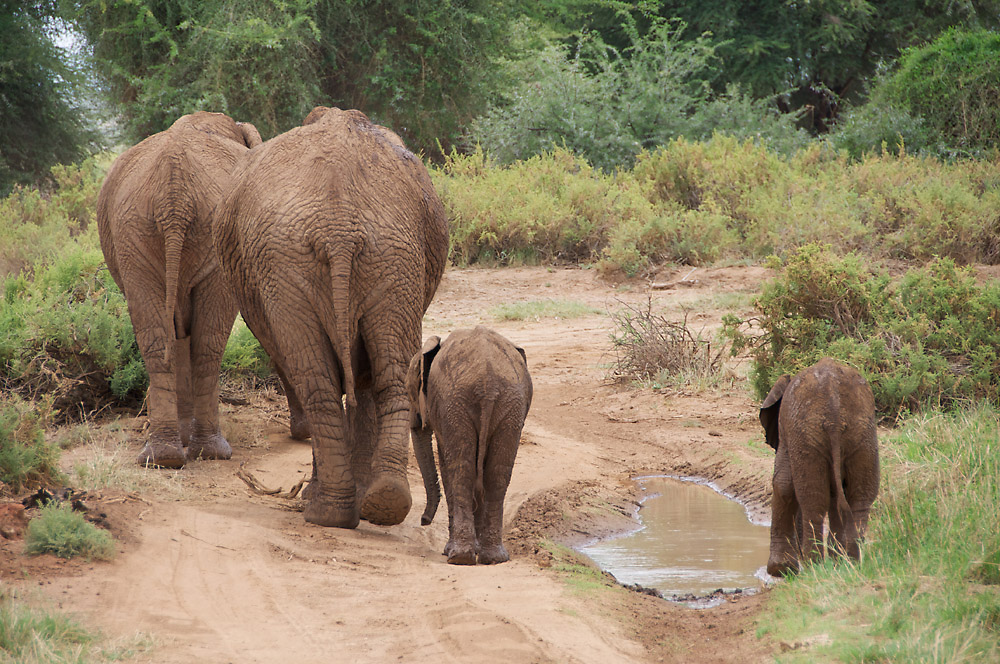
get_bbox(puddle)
[580,477,772,600]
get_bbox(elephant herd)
[98,110,877,572]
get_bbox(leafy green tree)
[0,1,97,194]
[588,0,1000,131]
[884,28,1000,154]
[472,21,807,170]
[63,0,516,154]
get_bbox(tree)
[581,0,1000,131]
[0,1,97,194]
[63,1,516,155]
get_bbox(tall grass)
[759,403,1000,662]
[0,586,153,663]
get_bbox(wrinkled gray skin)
[407,327,533,565]
[760,358,880,576]
[214,107,448,529]
[98,112,262,468]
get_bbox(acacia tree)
[580,0,1000,131]
[0,1,97,193]
[62,0,515,154]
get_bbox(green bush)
[724,244,1000,418]
[760,404,1000,662]
[827,99,940,161]
[0,249,147,419]
[0,396,61,493]
[24,502,115,561]
[221,317,274,386]
[884,28,1000,154]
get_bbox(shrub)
[24,501,115,561]
[827,99,939,161]
[608,297,726,386]
[0,395,61,493]
[724,244,1000,417]
[884,28,1000,155]
[0,249,146,420]
[221,316,274,387]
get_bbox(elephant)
[97,111,263,468]
[406,326,533,565]
[759,357,880,576]
[213,106,448,529]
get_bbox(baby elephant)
[759,358,880,576]
[407,326,533,565]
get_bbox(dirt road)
[18,266,779,663]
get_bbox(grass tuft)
[489,298,600,322]
[24,502,115,561]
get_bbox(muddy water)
[581,477,771,598]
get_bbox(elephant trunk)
[411,426,440,525]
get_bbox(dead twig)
[236,462,307,501]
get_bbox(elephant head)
[406,335,442,526]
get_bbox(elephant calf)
[407,327,533,565]
[759,358,880,576]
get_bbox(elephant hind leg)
[475,423,521,565]
[438,421,477,565]
[767,446,799,576]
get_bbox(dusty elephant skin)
[97,112,263,469]
[759,357,880,576]
[407,326,533,565]
[213,107,448,529]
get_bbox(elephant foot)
[186,433,232,461]
[289,413,311,440]
[766,555,799,577]
[477,544,509,565]
[304,492,360,529]
[445,540,476,566]
[360,476,412,526]
[137,441,186,469]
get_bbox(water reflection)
[581,477,770,597]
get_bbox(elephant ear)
[759,374,791,452]
[515,346,527,365]
[417,336,441,427]
[302,106,335,125]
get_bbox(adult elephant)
[98,111,262,468]
[759,358,880,576]
[214,106,449,529]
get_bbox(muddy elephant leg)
[185,272,237,461]
[126,280,185,469]
[274,361,310,441]
[348,386,376,501]
[173,336,194,447]
[767,444,799,576]
[839,443,880,561]
[438,421,477,564]
[476,424,520,565]
[793,453,832,567]
[357,317,414,526]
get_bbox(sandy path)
[24,265,777,663]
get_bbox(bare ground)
[6,264,784,663]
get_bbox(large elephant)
[213,106,448,529]
[406,327,533,564]
[759,357,880,576]
[97,111,262,468]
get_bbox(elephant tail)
[161,221,186,363]
[321,237,358,408]
[828,419,852,520]
[474,397,495,509]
